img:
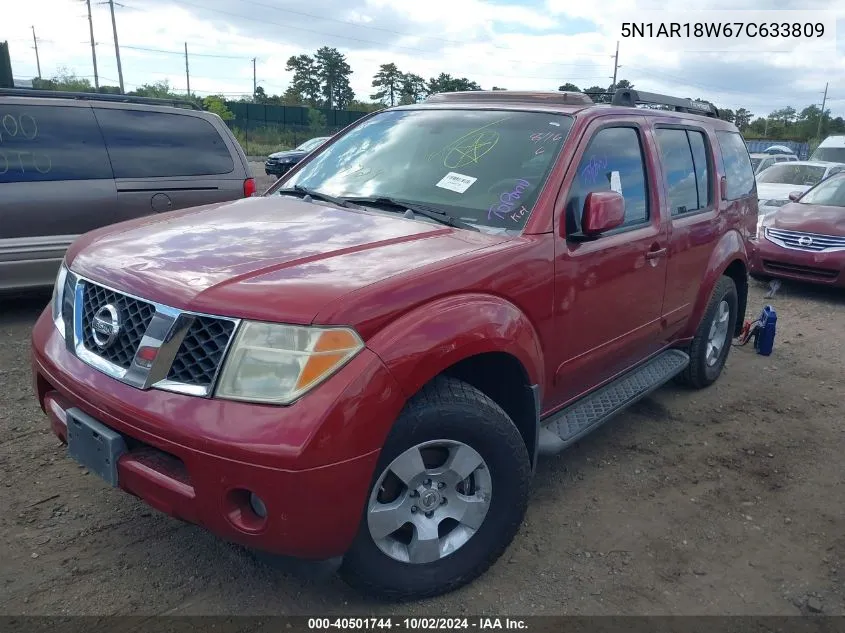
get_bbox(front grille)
[166,316,236,387]
[61,274,75,330]
[762,260,839,280]
[81,282,156,369]
[766,227,845,252]
[66,274,240,396]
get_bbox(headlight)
[216,322,364,404]
[51,263,69,338]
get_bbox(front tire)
[339,377,531,600]
[677,275,738,389]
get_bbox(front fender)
[366,293,545,399]
[682,229,748,339]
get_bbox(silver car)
[1,89,254,292]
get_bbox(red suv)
[31,89,757,600]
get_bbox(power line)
[122,44,252,60]
[168,0,611,73]
[230,0,613,63]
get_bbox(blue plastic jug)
[754,305,777,356]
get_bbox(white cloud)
[4,0,844,118]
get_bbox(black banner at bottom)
[2,616,845,633]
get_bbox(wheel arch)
[684,231,749,338]
[367,294,545,469]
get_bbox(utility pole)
[611,40,619,88]
[85,0,99,90]
[184,42,190,97]
[252,57,256,99]
[107,0,124,93]
[31,26,41,79]
[817,82,829,140]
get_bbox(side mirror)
[582,191,625,235]
[788,191,802,202]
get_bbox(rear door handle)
[645,247,667,260]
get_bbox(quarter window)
[716,130,755,200]
[0,105,112,183]
[565,126,649,234]
[94,108,234,178]
[655,128,711,215]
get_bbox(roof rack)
[425,90,594,106]
[610,89,720,118]
[0,88,202,110]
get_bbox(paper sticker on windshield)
[436,172,477,194]
[609,170,622,194]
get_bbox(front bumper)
[31,308,407,559]
[748,235,845,287]
[264,162,294,176]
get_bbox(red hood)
[66,196,505,324]
[771,202,845,235]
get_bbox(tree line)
[28,55,844,144]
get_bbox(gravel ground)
[1,260,844,614]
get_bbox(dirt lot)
[1,276,844,616]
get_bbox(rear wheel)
[677,276,738,389]
[339,377,530,600]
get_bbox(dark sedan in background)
[264,136,331,177]
[751,171,845,288]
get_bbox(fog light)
[249,492,267,518]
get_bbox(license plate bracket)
[67,408,127,487]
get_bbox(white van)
[810,135,845,163]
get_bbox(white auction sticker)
[436,172,477,194]
[610,170,622,194]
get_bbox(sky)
[4,0,845,118]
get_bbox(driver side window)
[565,126,649,235]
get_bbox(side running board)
[538,349,690,456]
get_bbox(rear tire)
[339,377,530,601]
[677,276,738,389]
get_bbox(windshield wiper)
[277,185,356,209]
[345,196,479,231]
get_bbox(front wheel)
[339,377,531,600]
[677,275,738,389]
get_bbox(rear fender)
[682,230,748,339]
[366,294,545,400]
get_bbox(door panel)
[549,118,668,409]
[652,124,721,339]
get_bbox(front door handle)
[645,247,667,260]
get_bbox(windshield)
[756,163,827,186]
[273,108,574,232]
[810,147,845,163]
[797,174,845,207]
[296,137,327,152]
[750,157,762,171]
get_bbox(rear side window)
[655,128,711,215]
[0,105,112,183]
[716,130,755,200]
[94,108,234,178]
[565,126,649,234]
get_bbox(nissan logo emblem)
[797,236,813,247]
[91,304,121,349]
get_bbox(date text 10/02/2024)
[307,617,528,630]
